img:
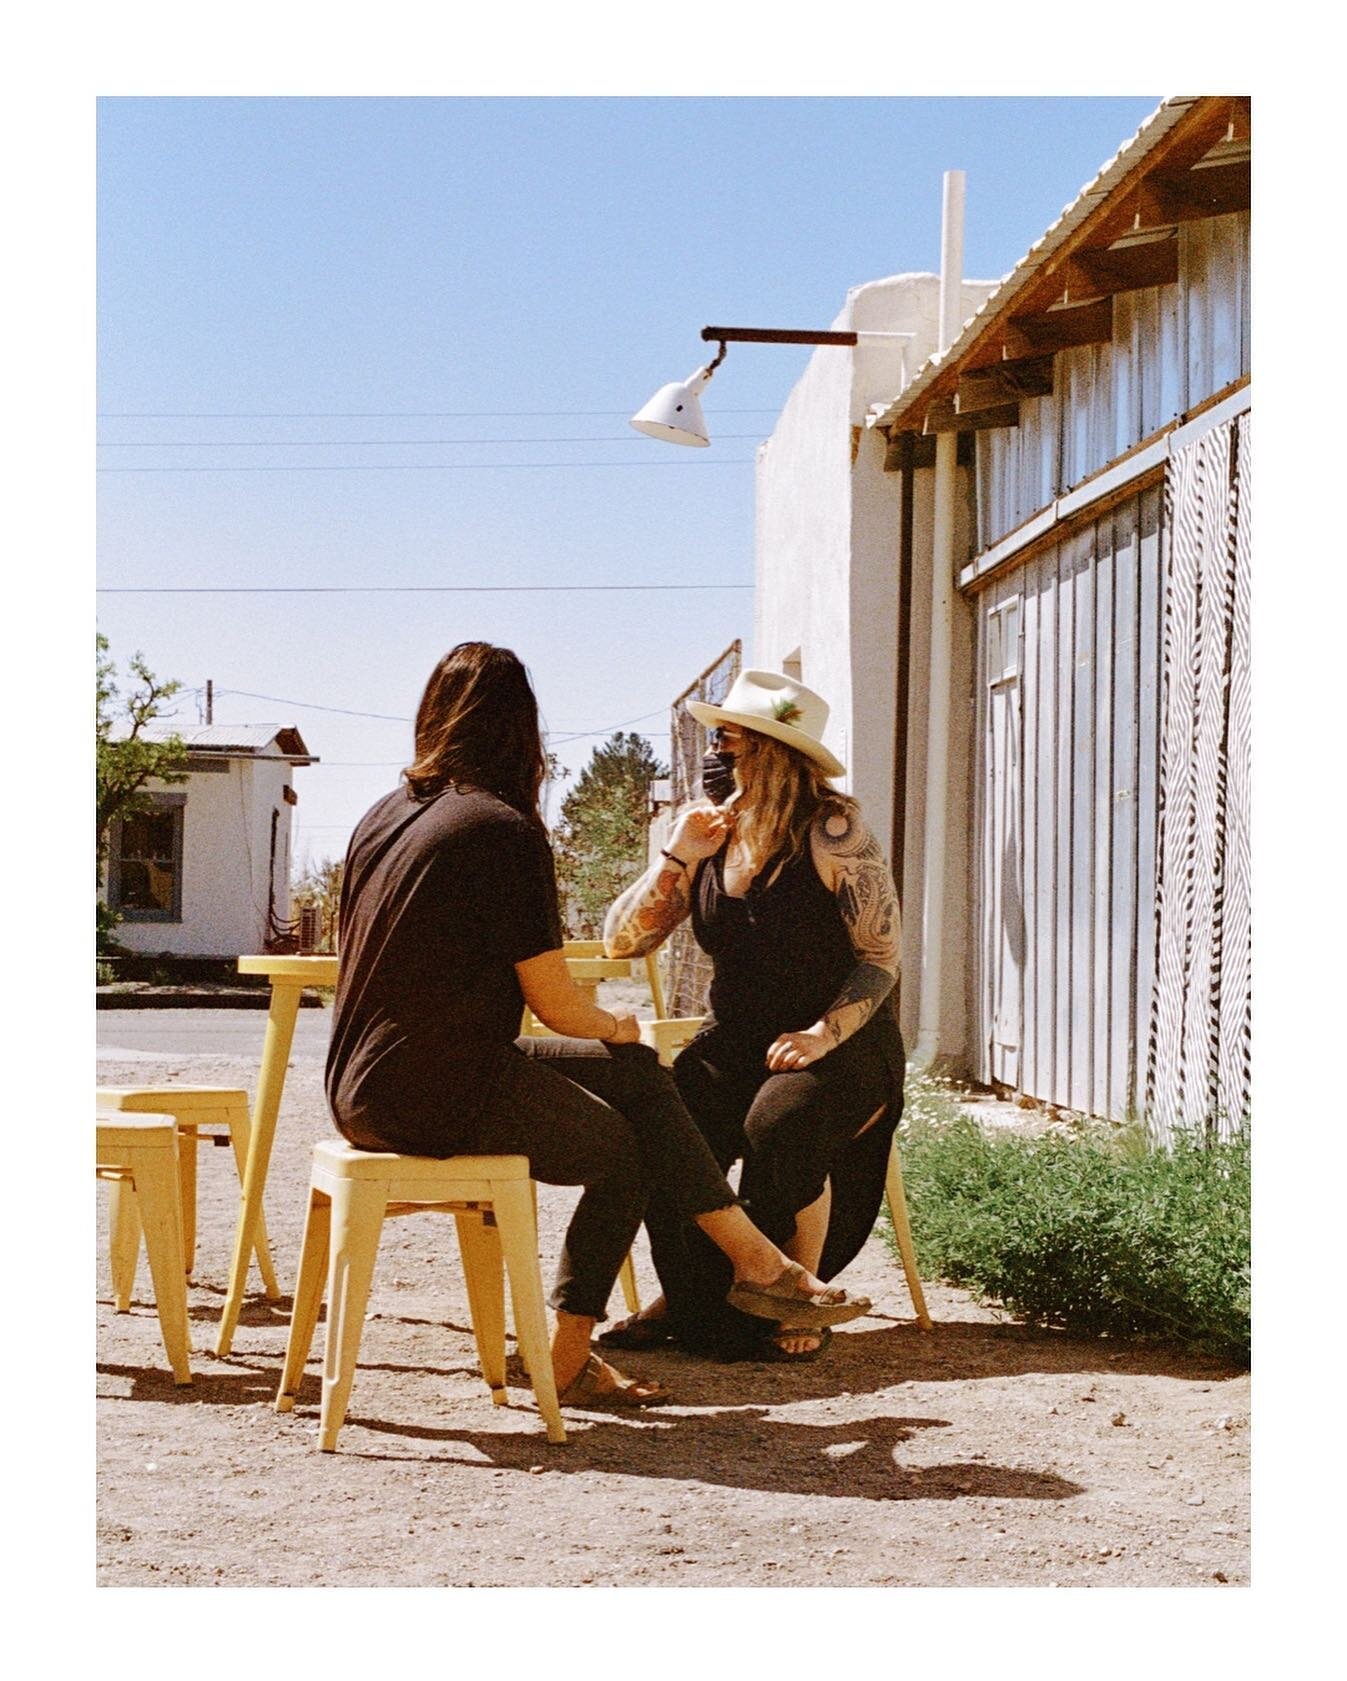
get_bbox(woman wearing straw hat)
[602,669,903,1362]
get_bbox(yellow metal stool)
[96,1111,193,1385]
[96,1085,279,1297]
[276,1140,566,1450]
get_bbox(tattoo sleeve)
[810,808,901,1047]
[603,858,694,958]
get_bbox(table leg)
[215,980,303,1357]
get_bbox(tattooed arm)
[604,800,731,958]
[765,804,901,1072]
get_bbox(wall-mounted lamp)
[631,325,914,447]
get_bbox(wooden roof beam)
[1002,296,1114,359]
[956,353,1055,413]
[1058,234,1180,303]
[922,398,1021,436]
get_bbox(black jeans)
[466,1037,735,1321]
[645,1023,898,1356]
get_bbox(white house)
[752,95,1250,1137]
[104,724,318,959]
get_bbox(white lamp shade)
[630,365,713,447]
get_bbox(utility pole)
[206,679,214,724]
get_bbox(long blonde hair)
[728,730,854,872]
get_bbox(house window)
[109,794,185,921]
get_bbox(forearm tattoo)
[604,859,693,958]
[811,807,900,1045]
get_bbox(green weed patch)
[889,1080,1250,1365]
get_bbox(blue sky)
[97,95,1160,864]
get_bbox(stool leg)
[276,1186,332,1413]
[455,1211,507,1405]
[493,1180,565,1445]
[129,1145,193,1385]
[108,1174,142,1312]
[176,1123,199,1277]
[318,1177,386,1452]
[886,1138,933,1332]
[618,1252,642,1315]
[222,1102,281,1300]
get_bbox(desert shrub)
[890,1092,1250,1365]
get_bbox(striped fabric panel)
[1147,439,1204,1139]
[1146,411,1252,1139]
[1218,413,1253,1133]
[1184,421,1233,1133]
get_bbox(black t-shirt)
[325,783,563,1152]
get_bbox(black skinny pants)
[645,1024,894,1356]
[468,1037,735,1321]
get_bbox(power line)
[97,434,767,448]
[208,690,676,739]
[98,583,753,595]
[97,407,781,419]
[97,459,755,475]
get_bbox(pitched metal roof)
[865,96,1201,431]
[140,723,318,763]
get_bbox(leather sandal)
[596,1313,674,1351]
[726,1261,871,1328]
[556,1353,672,1409]
[759,1325,833,1363]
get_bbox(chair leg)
[618,1251,642,1315]
[108,1174,142,1312]
[276,1186,332,1413]
[176,1123,199,1276]
[455,1211,507,1405]
[886,1139,933,1332]
[318,1177,386,1451]
[130,1146,193,1385]
[222,1102,281,1300]
[493,1179,566,1445]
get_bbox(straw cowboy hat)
[686,669,845,779]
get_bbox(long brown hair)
[403,642,548,821]
[729,729,854,871]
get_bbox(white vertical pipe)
[914,169,965,1067]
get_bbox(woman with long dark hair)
[326,644,869,1408]
[602,669,904,1363]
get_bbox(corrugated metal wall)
[1145,413,1252,1139]
[971,411,1250,1134]
[973,486,1165,1120]
[975,212,1250,549]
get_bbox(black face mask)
[701,747,737,806]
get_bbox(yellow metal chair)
[96,1085,280,1298]
[96,1110,193,1385]
[276,1140,566,1451]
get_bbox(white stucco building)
[104,724,318,959]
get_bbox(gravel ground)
[96,1006,1249,1589]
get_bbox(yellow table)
[216,955,338,1357]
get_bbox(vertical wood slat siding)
[1021,559,1043,1098]
[1069,530,1096,1114]
[1108,502,1141,1116]
[977,486,1164,1119]
[1092,520,1116,1119]
[1054,539,1075,1103]
[974,212,1249,552]
[1145,414,1250,1138]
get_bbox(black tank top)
[691,838,890,1054]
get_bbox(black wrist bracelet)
[660,848,690,870]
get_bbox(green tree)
[291,854,344,952]
[554,732,666,936]
[96,635,189,939]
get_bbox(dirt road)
[96,1025,1249,1588]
